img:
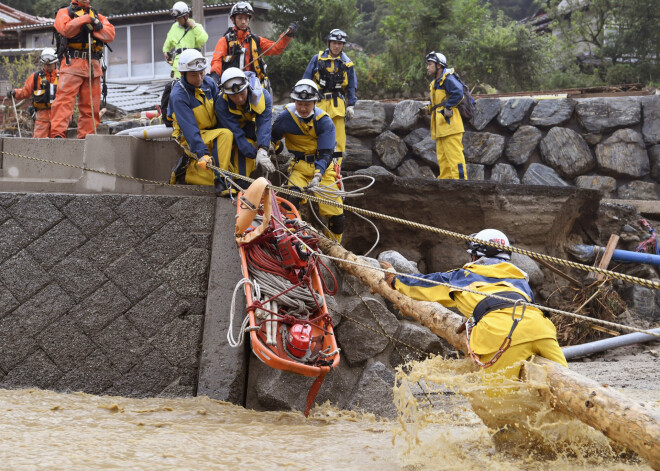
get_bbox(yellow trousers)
[436,133,467,180]
[182,128,233,186]
[480,338,568,381]
[331,115,346,155]
[230,137,257,178]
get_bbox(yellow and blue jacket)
[430,68,464,139]
[393,257,559,354]
[168,75,221,159]
[271,104,336,175]
[216,71,272,159]
[303,49,357,116]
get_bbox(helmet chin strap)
[294,107,315,119]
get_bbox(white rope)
[227,277,257,348]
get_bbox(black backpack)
[453,72,475,121]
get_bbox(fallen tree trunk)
[319,237,660,470]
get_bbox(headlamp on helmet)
[178,49,207,72]
[327,29,347,43]
[290,79,319,102]
[467,229,511,260]
[230,1,253,18]
[40,47,58,65]
[171,1,190,18]
[220,67,249,95]
[425,51,447,67]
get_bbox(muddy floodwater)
[2,348,658,470]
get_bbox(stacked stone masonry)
[338,95,660,200]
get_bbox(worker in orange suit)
[49,0,115,139]
[7,48,59,138]
[209,2,296,89]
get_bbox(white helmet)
[230,1,253,18]
[426,51,447,67]
[290,79,319,102]
[40,47,58,64]
[467,229,511,260]
[178,49,207,72]
[171,1,190,18]
[327,29,347,43]
[220,67,249,94]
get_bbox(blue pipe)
[611,249,660,267]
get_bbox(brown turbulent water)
[1,356,656,470]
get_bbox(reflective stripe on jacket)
[429,68,464,139]
[303,49,357,118]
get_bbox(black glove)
[83,23,94,34]
[6,89,15,99]
[443,107,453,118]
[209,71,220,85]
[271,140,284,155]
[286,22,298,37]
[92,18,103,31]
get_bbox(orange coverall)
[210,27,291,79]
[49,2,115,139]
[13,69,59,138]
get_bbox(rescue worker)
[209,1,297,88]
[382,229,567,382]
[7,48,59,138]
[216,67,275,182]
[49,0,115,139]
[426,51,468,180]
[167,49,234,196]
[303,29,357,165]
[162,1,208,79]
[271,79,344,243]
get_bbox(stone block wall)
[323,95,660,200]
[0,193,215,397]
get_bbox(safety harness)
[32,70,58,110]
[316,51,348,108]
[221,27,267,80]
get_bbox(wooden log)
[318,237,660,470]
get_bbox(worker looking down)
[216,67,275,182]
[167,49,234,196]
[209,1,297,88]
[162,1,208,79]
[303,28,357,165]
[49,0,115,139]
[426,51,467,180]
[7,48,59,138]
[382,229,567,381]
[271,79,345,243]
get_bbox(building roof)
[0,3,49,28]
[105,80,169,113]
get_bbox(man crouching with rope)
[271,79,345,243]
[382,229,567,383]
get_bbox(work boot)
[214,179,228,197]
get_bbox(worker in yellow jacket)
[383,228,567,380]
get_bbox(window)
[107,26,128,79]
[153,22,171,77]
[31,33,51,48]
[204,14,231,58]
[130,24,152,77]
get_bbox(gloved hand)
[421,102,432,115]
[187,18,196,28]
[306,172,322,189]
[271,140,284,155]
[379,261,396,287]
[92,18,103,31]
[209,71,220,85]
[286,22,298,37]
[443,107,453,118]
[345,106,355,121]
[197,155,212,170]
[6,89,15,99]
[255,147,275,173]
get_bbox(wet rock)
[650,145,660,182]
[412,136,439,168]
[403,127,431,149]
[389,100,427,133]
[377,250,417,274]
[346,360,396,418]
[529,98,574,127]
[642,95,660,144]
[343,136,373,171]
[575,97,642,134]
[621,286,657,321]
[497,98,535,130]
[510,253,544,288]
[595,129,650,178]
[373,131,408,170]
[521,163,570,187]
[396,159,436,179]
[539,127,595,179]
[575,175,617,196]
[354,166,394,177]
[463,131,505,165]
[490,163,520,184]
[389,320,449,368]
[616,181,659,200]
[471,98,502,131]
[467,163,485,180]
[335,297,399,366]
[505,125,542,165]
[345,100,387,136]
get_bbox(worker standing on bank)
[426,51,467,180]
[382,229,567,382]
[303,29,357,165]
[209,2,297,88]
[7,48,59,138]
[49,0,114,139]
[163,2,208,79]
[168,49,234,196]
[216,67,275,182]
[271,79,345,243]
